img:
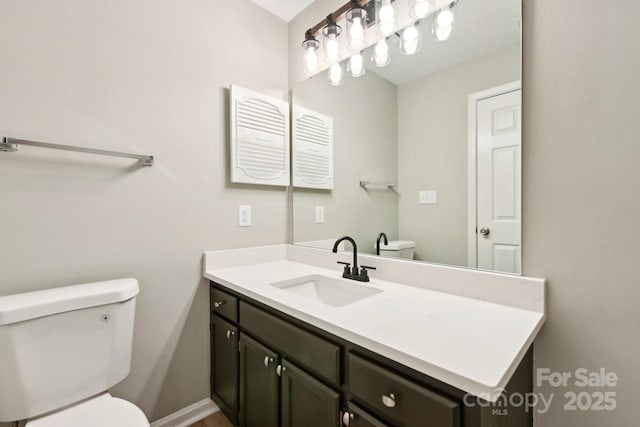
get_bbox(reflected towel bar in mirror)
[359,180,397,190]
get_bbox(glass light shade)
[302,34,320,75]
[347,53,366,77]
[328,62,344,86]
[432,7,455,41]
[409,0,435,19]
[400,24,422,55]
[346,7,367,51]
[322,22,342,63]
[376,0,396,36]
[371,39,390,67]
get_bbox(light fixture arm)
[305,0,369,38]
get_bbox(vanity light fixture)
[322,14,342,64]
[376,0,396,36]
[409,0,435,19]
[400,23,422,55]
[371,38,391,67]
[346,0,368,51]
[433,0,458,41]
[347,52,366,77]
[302,30,321,75]
[328,62,345,86]
[302,0,462,84]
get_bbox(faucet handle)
[337,261,352,278]
[358,265,376,282]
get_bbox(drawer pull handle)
[264,356,274,367]
[276,364,287,376]
[342,411,354,426]
[225,330,235,339]
[213,300,225,308]
[382,393,396,408]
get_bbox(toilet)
[0,278,149,426]
[376,240,416,260]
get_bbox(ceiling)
[249,0,315,22]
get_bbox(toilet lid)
[379,240,415,250]
[26,393,149,427]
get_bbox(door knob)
[479,227,491,236]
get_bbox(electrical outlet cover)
[315,206,325,224]
[239,205,251,227]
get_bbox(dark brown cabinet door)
[280,359,340,427]
[239,334,279,427]
[211,314,238,424]
[346,402,388,427]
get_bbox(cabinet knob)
[381,393,396,408]
[214,300,226,308]
[263,356,274,367]
[276,364,287,376]
[342,411,354,426]
[225,330,235,339]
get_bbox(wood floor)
[188,411,234,427]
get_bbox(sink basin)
[270,274,383,307]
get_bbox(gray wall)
[292,72,398,254]
[523,1,640,426]
[397,45,520,266]
[0,0,288,423]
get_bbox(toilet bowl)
[0,279,149,426]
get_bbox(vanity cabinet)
[210,282,533,427]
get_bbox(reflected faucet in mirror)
[332,236,376,282]
[376,232,389,256]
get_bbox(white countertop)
[203,245,546,402]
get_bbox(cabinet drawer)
[240,301,341,386]
[348,353,460,427]
[210,286,238,323]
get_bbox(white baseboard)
[150,398,220,427]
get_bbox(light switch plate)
[315,206,325,224]
[419,190,437,204]
[239,205,251,227]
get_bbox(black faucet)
[376,232,389,256]
[332,236,376,282]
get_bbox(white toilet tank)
[376,240,416,260]
[0,278,139,422]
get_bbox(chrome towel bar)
[0,137,154,167]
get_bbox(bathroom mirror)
[291,0,522,274]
